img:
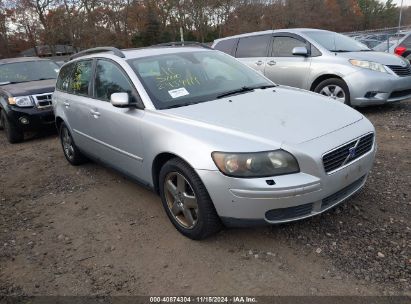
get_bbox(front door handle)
[256,60,264,66]
[63,101,70,108]
[90,110,101,118]
[267,60,276,66]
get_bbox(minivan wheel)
[315,78,351,105]
[1,110,24,143]
[159,158,222,240]
[59,122,86,166]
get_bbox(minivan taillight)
[394,45,407,56]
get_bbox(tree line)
[0,0,409,58]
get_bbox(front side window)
[69,60,92,96]
[0,60,59,85]
[236,35,270,58]
[272,36,307,57]
[128,51,272,109]
[56,63,74,92]
[94,60,134,101]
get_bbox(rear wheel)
[1,110,24,143]
[159,158,222,240]
[59,122,87,165]
[314,78,351,106]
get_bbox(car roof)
[213,28,334,42]
[122,46,212,60]
[0,57,52,65]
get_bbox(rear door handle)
[256,60,264,66]
[267,60,276,66]
[90,110,101,118]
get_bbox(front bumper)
[7,106,55,130]
[344,69,411,106]
[197,120,376,227]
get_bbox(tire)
[314,78,351,106]
[1,110,24,143]
[159,158,222,240]
[0,109,3,131]
[59,122,87,166]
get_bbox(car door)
[64,59,97,153]
[84,58,145,180]
[234,34,271,74]
[264,34,312,89]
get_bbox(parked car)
[373,32,411,62]
[0,57,59,143]
[358,38,381,49]
[212,29,411,106]
[53,45,376,240]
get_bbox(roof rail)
[69,47,125,60]
[152,41,212,49]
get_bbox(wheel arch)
[309,74,344,91]
[152,152,194,194]
[55,116,64,131]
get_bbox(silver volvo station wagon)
[53,45,376,239]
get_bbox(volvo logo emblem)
[348,147,356,158]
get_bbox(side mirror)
[110,92,130,107]
[292,46,308,57]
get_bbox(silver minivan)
[213,28,411,106]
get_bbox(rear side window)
[236,35,270,58]
[402,35,411,48]
[214,38,238,55]
[56,63,73,92]
[272,36,307,57]
[94,60,134,101]
[69,60,92,96]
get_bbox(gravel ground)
[0,100,410,296]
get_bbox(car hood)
[336,51,408,66]
[163,87,363,146]
[0,79,56,96]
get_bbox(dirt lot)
[0,101,410,297]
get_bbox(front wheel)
[159,158,222,240]
[314,78,351,106]
[1,110,24,143]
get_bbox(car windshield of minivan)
[0,60,59,84]
[305,31,371,52]
[128,51,274,109]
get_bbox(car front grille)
[323,133,374,174]
[387,64,411,77]
[33,93,53,108]
[265,203,313,221]
[389,89,411,100]
[322,175,366,209]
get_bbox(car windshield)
[128,51,273,109]
[305,31,370,52]
[0,60,59,84]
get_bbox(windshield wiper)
[330,50,352,53]
[164,101,203,109]
[216,86,256,99]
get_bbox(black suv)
[0,57,59,143]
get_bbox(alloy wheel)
[62,127,75,160]
[164,172,199,229]
[319,85,346,103]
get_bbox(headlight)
[8,96,34,107]
[211,150,300,178]
[349,59,388,73]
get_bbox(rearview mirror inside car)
[110,92,130,107]
[292,46,308,56]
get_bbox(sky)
[389,0,411,6]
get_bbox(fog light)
[364,91,378,98]
[19,117,29,125]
